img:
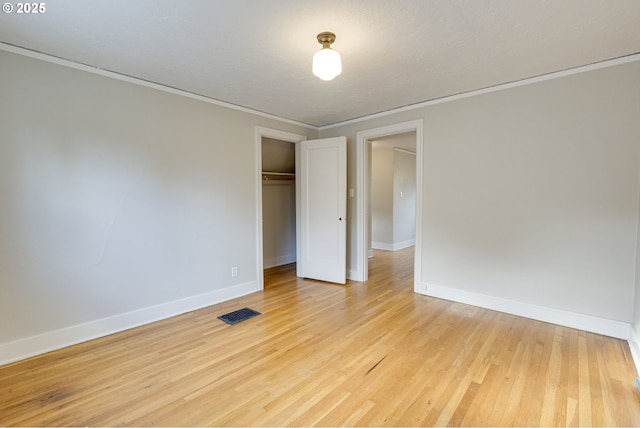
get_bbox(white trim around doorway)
[254,127,307,290]
[355,120,424,290]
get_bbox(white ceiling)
[1,0,639,127]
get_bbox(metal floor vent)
[217,307,261,325]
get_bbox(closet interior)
[261,137,297,269]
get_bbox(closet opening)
[261,137,297,273]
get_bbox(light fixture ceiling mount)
[316,31,336,48]
[312,31,342,81]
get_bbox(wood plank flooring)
[1,247,639,426]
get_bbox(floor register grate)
[217,307,261,325]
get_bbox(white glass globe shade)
[312,48,342,81]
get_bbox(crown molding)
[0,42,318,131]
[2,42,638,132]
[319,52,640,130]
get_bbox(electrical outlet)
[231,265,238,277]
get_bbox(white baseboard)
[347,269,358,281]
[0,280,259,367]
[263,254,296,269]
[372,239,415,252]
[393,239,415,251]
[371,241,393,251]
[418,282,631,340]
[629,327,640,376]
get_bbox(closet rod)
[262,172,295,181]
[262,172,295,176]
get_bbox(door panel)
[297,137,346,284]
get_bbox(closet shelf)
[262,171,295,181]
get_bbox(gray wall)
[321,60,640,324]
[392,149,416,246]
[0,50,316,347]
[371,146,394,247]
[371,146,416,250]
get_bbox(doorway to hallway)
[355,120,423,290]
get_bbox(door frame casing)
[355,119,423,290]
[255,126,307,290]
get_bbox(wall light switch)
[349,188,355,198]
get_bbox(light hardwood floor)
[1,248,639,426]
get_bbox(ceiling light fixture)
[312,32,342,81]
